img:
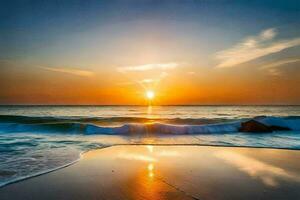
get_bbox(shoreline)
[1,143,300,189]
[1,145,300,200]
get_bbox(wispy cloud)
[215,28,300,68]
[117,72,169,89]
[140,79,155,83]
[267,68,282,76]
[117,63,178,72]
[261,58,300,69]
[41,67,94,77]
[261,58,300,76]
[187,71,196,75]
[116,79,155,86]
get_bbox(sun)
[146,90,155,100]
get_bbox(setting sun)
[146,91,155,100]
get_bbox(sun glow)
[146,90,155,100]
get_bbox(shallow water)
[0,105,300,187]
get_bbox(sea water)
[0,105,300,186]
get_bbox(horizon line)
[0,104,300,106]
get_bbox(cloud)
[117,79,155,86]
[140,79,155,83]
[215,28,300,68]
[117,72,169,88]
[117,63,178,72]
[187,71,196,75]
[267,68,282,76]
[260,58,300,76]
[41,67,94,77]
[260,28,277,40]
[261,58,300,69]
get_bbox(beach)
[1,145,300,200]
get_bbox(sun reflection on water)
[147,105,152,115]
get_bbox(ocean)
[0,105,300,187]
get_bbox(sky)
[0,0,300,105]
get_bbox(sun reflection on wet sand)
[148,169,154,178]
[148,163,154,170]
[147,145,154,153]
[117,153,157,162]
[147,146,155,179]
[127,145,189,200]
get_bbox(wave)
[0,115,230,125]
[0,115,299,135]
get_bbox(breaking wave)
[0,115,300,135]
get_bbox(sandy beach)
[0,145,300,200]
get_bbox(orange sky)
[1,59,300,105]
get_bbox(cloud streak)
[117,63,178,72]
[41,67,94,77]
[117,72,169,90]
[261,58,300,76]
[215,28,300,68]
[261,58,300,69]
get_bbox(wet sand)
[1,145,300,200]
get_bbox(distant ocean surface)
[0,105,300,187]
